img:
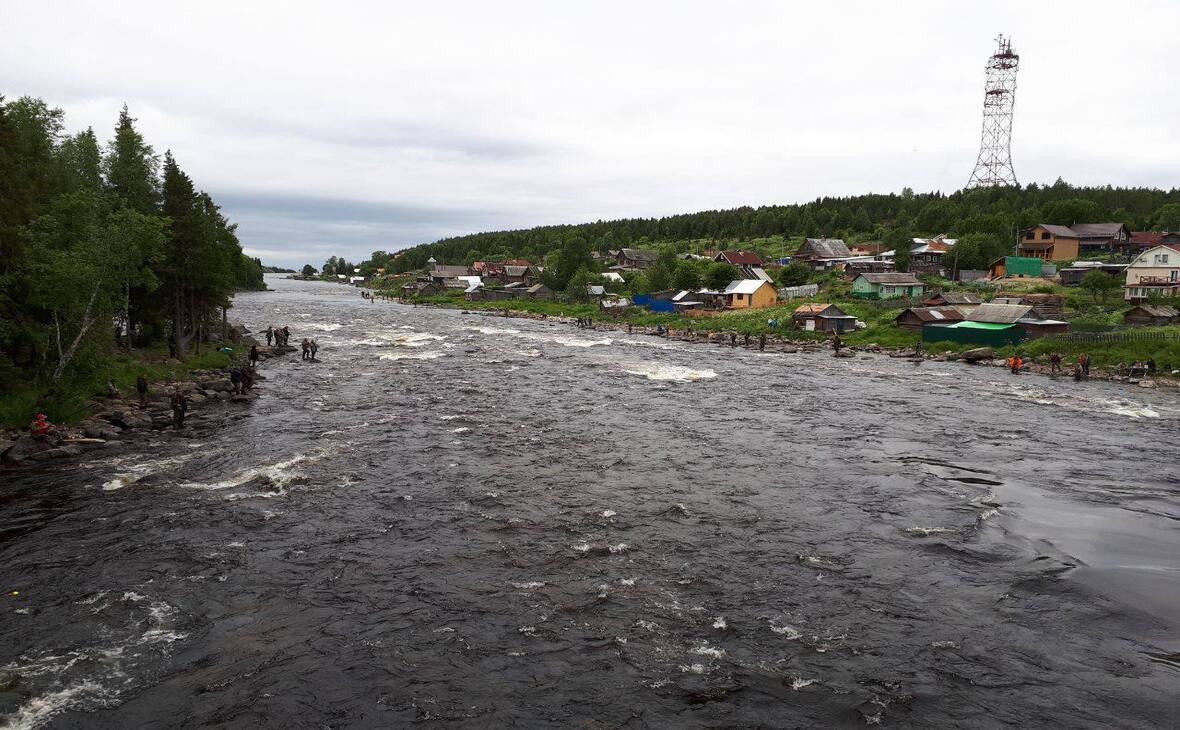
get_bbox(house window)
[1041,231,1050,240]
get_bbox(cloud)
[4,0,1178,268]
[217,191,521,268]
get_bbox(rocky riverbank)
[0,334,293,467]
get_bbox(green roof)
[945,321,1017,331]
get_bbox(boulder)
[961,347,994,363]
[833,350,855,358]
[200,379,234,392]
[82,422,121,440]
[101,409,153,430]
[27,445,83,462]
[230,393,256,403]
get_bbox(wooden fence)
[1046,330,1180,343]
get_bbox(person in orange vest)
[30,413,50,438]
[1008,355,1018,374]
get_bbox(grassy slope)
[0,346,235,429]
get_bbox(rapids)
[2,275,1178,728]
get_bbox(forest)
[381,183,1180,288]
[0,95,264,417]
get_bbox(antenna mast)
[967,34,1020,188]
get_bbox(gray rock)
[961,347,995,362]
[833,350,855,358]
[27,445,82,462]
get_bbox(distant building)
[615,248,659,270]
[1128,231,1180,254]
[1124,245,1180,301]
[850,272,924,300]
[1017,223,1130,260]
[525,283,554,300]
[794,238,852,269]
[723,279,778,309]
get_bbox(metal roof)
[967,303,1036,323]
[897,306,965,323]
[716,250,765,266]
[857,272,923,285]
[724,279,771,295]
[946,321,1017,330]
[1129,305,1180,318]
[798,238,852,259]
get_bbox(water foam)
[623,362,717,383]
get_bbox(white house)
[1125,245,1180,301]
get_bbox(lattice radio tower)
[967,34,1020,188]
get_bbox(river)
[2,275,1178,728]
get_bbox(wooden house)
[921,291,982,308]
[793,303,857,333]
[851,272,924,299]
[1124,245,1180,301]
[794,238,852,269]
[894,306,966,330]
[615,248,659,270]
[723,279,778,309]
[1018,223,1130,261]
[1123,304,1180,327]
[524,284,554,300]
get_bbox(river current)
[2,275,1178,728]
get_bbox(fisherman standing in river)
[249,344,260,367]
[301,338,311,360]
[170,388,189,429]
[310,339,319,360]
[265,326,273,346]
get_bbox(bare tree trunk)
[51,284,100,383]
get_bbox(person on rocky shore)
[241,367,255,392]
[759,334,766,351]
[265,326,274,346]
[250,344,260,367]
[170,389,189,429]
[106,379,120,399]
[136,374,149,407]
[229,367,243,394]
[1049,353,1062,374]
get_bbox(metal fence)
[777,283,819,299]
[1047,330,1180,343]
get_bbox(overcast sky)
[5,1,1177,268]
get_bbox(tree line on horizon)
[377,182,1180,287]
[0,95,264,399]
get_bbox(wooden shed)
[793,303,857,333]
[1123,305,1180,327]
[894,306,966,331]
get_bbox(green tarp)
[923,321,1026,346]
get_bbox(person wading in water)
[265,326,273,346]
[170,389,189,429]
[309,339,319,360]
[301,338,311,360]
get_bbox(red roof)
[717,250,765,266]
[1130,231,1180,248]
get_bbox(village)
[345,223,1180,380]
